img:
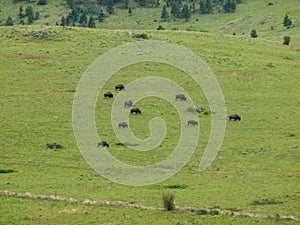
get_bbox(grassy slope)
[2,196,290,225]
[0,0,299,224]
[0,0,300,40]
[0,25,299,224]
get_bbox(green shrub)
[157,25,165,30]
[209,210,220,216]
[283,36,290,45]
[134,33,148,39]
[0,169,15,173]
[197,209,208,215]
[162,193,175,211]
[251,29,257,38]
[164,184,188,189]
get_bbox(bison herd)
[98,87,242,148]
[46,83,241,150]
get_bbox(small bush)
[209,210,220,216]
[134,33,148,39]
[37,0,47,5]
[0,169,15,173]
[251,29,257,38]
[157,25,165,30]
[203,109,211,115]
[283,36,290,45]
[162,193,175,211]
[164,184,188,189]
[197,209,208,215]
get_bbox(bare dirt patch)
[22,55,52,60]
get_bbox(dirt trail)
[1,190,298,221]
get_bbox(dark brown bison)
[124,100,133,107]
[229,114,241,121]
[115,84,125,91]
[187,120,198,126]
[118,122,128,128]
[97,141,109,147]
[46,142,62,150]
[175,94,187,101]
[130,108,141,114]
[104,91,113,98]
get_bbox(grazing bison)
[97,141,109,148]
[188,120,198,126]
[46,142,62,150]
[124,100,133,107]
[118,122,128,128]
[229,114,241,121]
[130,108,141,114]
[104,91,113,98]
[115,84,125,91]
[175,94,187,101]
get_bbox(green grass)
[3,195,294,225]
[0,22,299,224]
[1,0,300,41]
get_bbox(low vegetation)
[0,0,299,224]
[162,193,176,211]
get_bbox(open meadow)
[0,0,300,224]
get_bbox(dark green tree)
[106,0,114,14]
[25,5,34,17]
[66,14,74,26]
[88,16,96,28]
[199,0,205,14]
[128,6,132,14]
[79,13,88,26]
[138,0,147,7]
[98,9,106,22]
[66,0,74,9]
[25,5,35,24]
[5,16,14,26]
[181,4,191,21]
[283,15,292,27]
[35,11,40,20]
[71,7,79,22]
[37,0,47,5]
[19,6,24,18]
[224,0,236,13]
[156,0,160,7]
[60,16,66,26]
[27,14,33,24]
[122,0,129,9]
[191,0,196,13]
[199,0,212,14]
[205,0,212,13]
[250,29,257,38]
[161,4,169,20]
[171,3,181,18]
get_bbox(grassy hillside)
[0,0,300,40]
[0,24,299,224]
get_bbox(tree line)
[2,0,294,34]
